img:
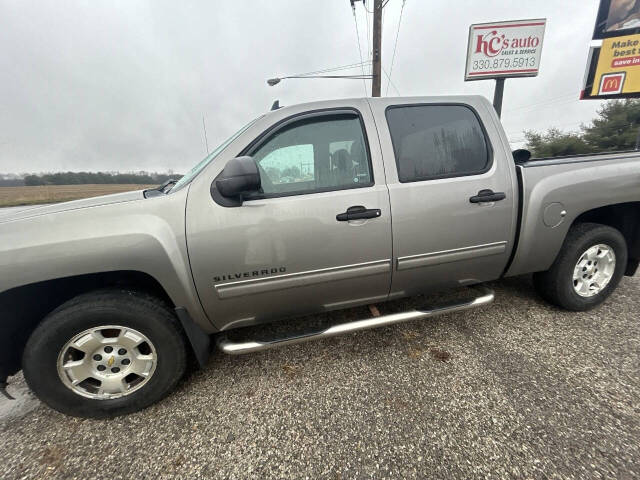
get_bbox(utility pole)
[350,0,382,96]
[372,0,382,97]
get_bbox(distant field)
[0,184,155,207]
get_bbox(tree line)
[21,171,181,186]
[525,99,640,158]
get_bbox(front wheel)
[533,223,628,311]
[23,289,188,418]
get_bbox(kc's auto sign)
[465,19,547,81]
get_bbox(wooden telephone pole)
[351,0,383,97]
[371,0,382,97]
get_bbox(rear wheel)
[533,223,627,311]
[23,289,187,418]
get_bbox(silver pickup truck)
[1,95,639,418]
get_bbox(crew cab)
[1,95,639,417]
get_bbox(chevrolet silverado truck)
[1,95,639,418]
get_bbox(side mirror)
[212,156,261,207]
[512,149,531,164]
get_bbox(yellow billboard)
[590,33,640,97]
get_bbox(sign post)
[465,19,547,117]
[493,78,506,117]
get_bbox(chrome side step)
[216,286,494,355]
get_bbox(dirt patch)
[282,364,301,377]
[429,348,452,362]
[407,347,423,359]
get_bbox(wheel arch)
[571,202,640,276]
[506,199,640,278]
[0,271,176,382]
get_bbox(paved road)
[1,275,639,479]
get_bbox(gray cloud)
[0,0,604,173]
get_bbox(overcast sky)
[0,0,603,174]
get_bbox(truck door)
[369,98,517,298]
[185,102,392,330]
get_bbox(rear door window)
[386,105,491,182]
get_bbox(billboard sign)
[583,34,640,99]
[465,19,547,81]
[582,1,640,99]
[593,0,640,39]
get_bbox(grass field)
[0,184,155,207]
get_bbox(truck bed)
[506,150,640,277]
[520,150,640,168]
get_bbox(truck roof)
[270,95,491,115]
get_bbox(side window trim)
[240,108,375,200]
[384,103,494,183]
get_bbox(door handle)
[336,205,382,221]
[469,189,506,204]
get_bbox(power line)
[277,75,372,80]
[505,98,582,117]
[285,61,372,79]
[202,116,209,154]
[503,92,580,114]
[302,61,372,76]
[364,5,371,65]
[508,94,577,111]
[362,0,392,11]
[386,0,406,96]
[268,74,373,86]
[268,61,373,87]
[352,6,369,95]
[382,66,401,95]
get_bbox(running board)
[216,286,494,355]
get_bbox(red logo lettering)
[475,31,541,58]
[475,31,506,57]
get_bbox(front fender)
[0,187,212,333]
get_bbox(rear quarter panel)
[506,153,640,276]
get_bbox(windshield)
[171,116,262,192]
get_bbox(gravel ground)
[1,275,639,479]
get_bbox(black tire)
[533,223,628,311]
[23,289,187,418]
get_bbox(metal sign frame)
[464,18,547,82]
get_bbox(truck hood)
[0,189,146,224]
